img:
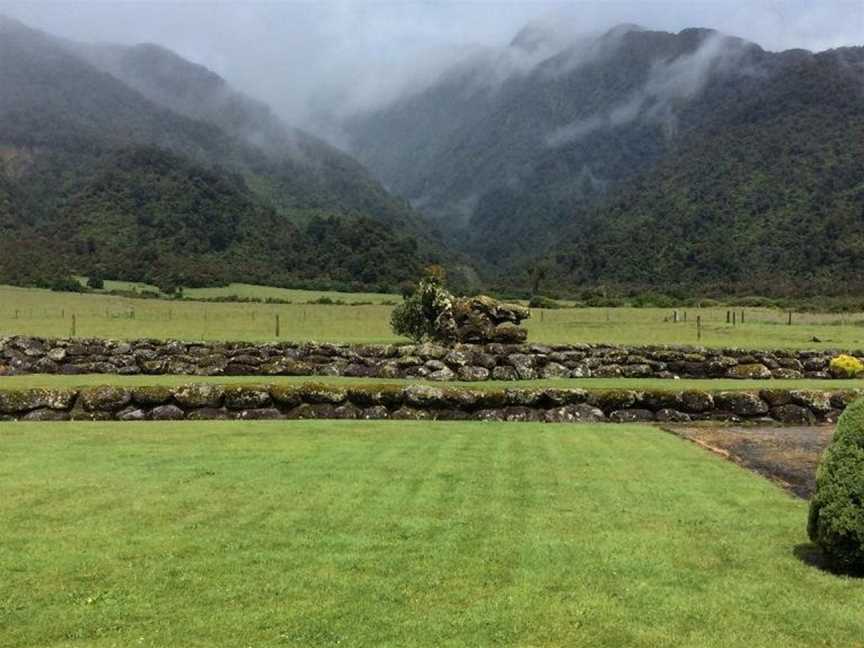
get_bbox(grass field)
[4,284,864,348]
[1,421,861,647]
[76,278,400,304]
[1,373,863,392]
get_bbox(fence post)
[726,310,730,324]
[71,314,76,337]
[732,311,736,326]
[697,315,702,341]
[275,314,281,338]
[788,311,793,326]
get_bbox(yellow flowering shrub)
[829,354,864,378]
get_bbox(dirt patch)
[664,424,834,499]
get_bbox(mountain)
[543,45,864,296]
[0,15,445,291]
[346,25,864,295]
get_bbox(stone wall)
[0,336,856,381]
[0,383,858,424]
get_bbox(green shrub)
[86,274,105,290]
[49,275,85,293]
[390,276,452,342]
[528,295,561,309]
[829,354,864,378]
[808,398,864,573]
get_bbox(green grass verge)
[1,374,863,392]
[1,421,861,647]
[5,284,864,348]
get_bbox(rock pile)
[436,296,530,344]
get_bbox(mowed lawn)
[1,422,861,647]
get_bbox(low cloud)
[546,31,755,146]
[0,0,861,142]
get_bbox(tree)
[390,274,453,342]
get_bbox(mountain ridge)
[0,16,451,291]
[345,24,864,294]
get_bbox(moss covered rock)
[131,386,173,406]
[808,398,864,572]
[0,388,76,414]
[727,363,772,379]
[79,386,132,412]
[173,384,224,408]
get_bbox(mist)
[1,0,862,143]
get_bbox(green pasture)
[1,421,861,647]
[4,284,864,348]
[76,277,400,304]
[1,373,863,393]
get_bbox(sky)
[2,0,863,133]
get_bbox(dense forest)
[347,26,864,296]
[0,15,445,292]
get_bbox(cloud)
[0,0,861,141]
[546,30,758,146]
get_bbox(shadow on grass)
[793,543,864,578]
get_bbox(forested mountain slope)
[0,16,442,290]
[347,24,864,294]
[544,46,864,295]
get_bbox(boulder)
[427,366,456,382]
[333,403,362,419]
[391,407,432,420]
[713,392,769,417]
[287,404,337,419]
[789,390,832,415]
[543,404,605,423]
[457,366,490,382]
[655,409,691,423]
[402,385,446,408]
[609,409,655,423]
[680,390,714,413]
[361,406,391,419]
[22,408,71,421]
[300,384,347,404]
[771,404,817,425]
[591,390,638,412]
[79,386,131,412]
[150,405,186,421]
[131,386,173,406]
[727,363,772,379]
[116,406,148,421]
[0,388,76,414]
[223,386,271,410]
[173,384,224,408]
[541,362,571,379]
[186,407,232,420]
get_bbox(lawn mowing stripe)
[1,421,862,648]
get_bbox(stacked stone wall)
[0,382,857,424]
[0,336,856,381]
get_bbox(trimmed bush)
[829,354,864,378]
[808,398,864,572]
